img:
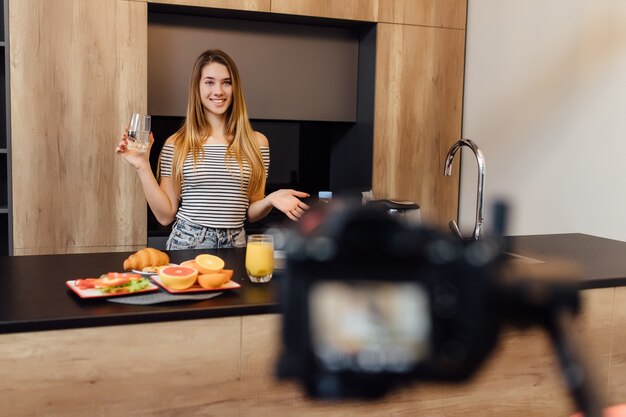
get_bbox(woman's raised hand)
[115,129,154,170]
[268,189,310,221]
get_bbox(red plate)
[66,280,159,299]
[150,274,241,294]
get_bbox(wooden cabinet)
[1,288,623,416]
[9,0,148,255]
[5,0,467,253]
[608,287,626,405]
[372,22,466,227]
[148,0,271,12]
[0,318,243,416]
[378,0,467,29]
[271,0,378,22]
[0,0,10,255]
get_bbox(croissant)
[123,248,170,271]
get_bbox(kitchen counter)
[2,233,626,417]
[1,233,626,334]
[509,233,626,288]
[0,248,282,334]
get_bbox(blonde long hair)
[163,50,266,201]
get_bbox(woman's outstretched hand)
[115,129,154,170]
[268,189,310,221]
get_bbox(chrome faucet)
[444,139,485,240]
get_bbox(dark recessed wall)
[148,11,359,122]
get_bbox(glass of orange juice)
[246,234,274,283]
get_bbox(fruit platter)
[67,248,241,299]
[153,254,240,293]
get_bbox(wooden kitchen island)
[1,234,625,416]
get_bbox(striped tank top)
[159,144,270,229]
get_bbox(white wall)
[460,0,626,241]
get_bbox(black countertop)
[1,233,625,334]
[0,248,282,334]
[509,233,626,288]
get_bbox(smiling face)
[199,62,233,117]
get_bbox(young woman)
[116,49,309,249]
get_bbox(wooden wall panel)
[378,0,467,29]
[149,0,270,12]
[240,314,446,417]
[444,287,616,416]
[241,290,617,417]
[607,286,626,407]
[372,23,465,228]
[575,287,616,407]
[0,318,242,416]
[14,244,145,256]
[270,0,378,22]
[444,328,567,417]
[9,0,148,255]
[0,289,621,417]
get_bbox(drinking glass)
[245,234,274,283]
[127,113,151,152]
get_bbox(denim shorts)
[166,218,247,250]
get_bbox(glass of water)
[127,113,151,152]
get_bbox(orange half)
[195,254,225,275]
[198,269,234,289]
[158,265,198,290]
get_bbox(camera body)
[277,202,517,399]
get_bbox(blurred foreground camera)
[277,200,601,416]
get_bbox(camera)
[276,200,600,415]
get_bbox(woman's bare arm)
[116,133,179,225]
[248,189,310,222]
